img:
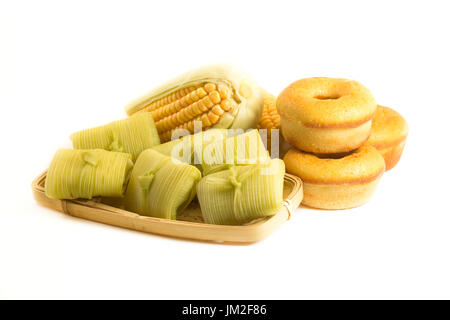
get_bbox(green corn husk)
[124,149,202,219]
[45,149,134,200]
[197,159,285,225]
[71,112,160,160]
[151,129,229,168]
[199,129,270,176]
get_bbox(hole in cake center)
[315,151,353,159]
[314,94,340,100]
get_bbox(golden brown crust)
[367,105,408,148]
[366,105,408,171]
[305,115,374,129]
[374,140,406,171]
[283,145,385,185]
[277,77,377,128]
[301,170,383,185]
[300,177,383,210]
[280,118,372,154]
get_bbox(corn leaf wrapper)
[45,149,134,200]
[197,159,285,225]
[199,129,270,176]
[151,129,231,173]
[124,149,201,219]
[71,112,160,160]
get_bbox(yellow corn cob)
[126,64,263,143]
[136,81,237,142]
[257,92,281,153]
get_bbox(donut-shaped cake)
[283,145,385,209]
[277,77,377,154]
[366,105,408,171]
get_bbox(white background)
[1,0,449,299]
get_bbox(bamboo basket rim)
[32,170,303,243]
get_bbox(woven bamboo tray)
[32,171,303,243]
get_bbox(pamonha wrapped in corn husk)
[45,149,134,200]
[151,129,229,168]
[199,129,270,176]
[124,149,201,219]
[197,159,285,225]
[71,112,160,160]
[125,64,264,142]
